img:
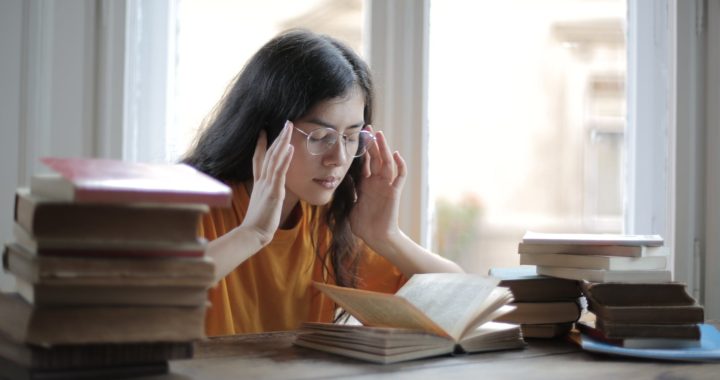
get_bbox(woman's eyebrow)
[306,118,364,130]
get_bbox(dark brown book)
[586,300,704,324]
[4,243,214,287]
[488,266,581,302]
[520,323,573,338]
[576,320,701,349]
[594,318,701,339]
[14,188,208,245]
[495,301,581,325]
[0,332,191,370]
[0,355,168,380]
[581,281,696,306]
[0,292,206,346]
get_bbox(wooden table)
[140,331,720,380]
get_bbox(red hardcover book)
[31,157,231,207]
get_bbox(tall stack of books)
[518,231,670,283]
[576,282,705,348]
[489,266,582,338]
[0,157,231,379]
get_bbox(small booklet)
[294,273,525,364]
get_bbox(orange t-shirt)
[201,183,406,336]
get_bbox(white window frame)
[124,0,720,318]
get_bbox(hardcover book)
[536,265,672,284]
[293,273,525,363]
[0,292,206,346]
[522,231,664,247]
[31,157,231,207]
[519,252,667,271]
[488,266,581,302]
[15,189,208,244]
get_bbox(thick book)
[536,265,672,283]
[571,323,720,361]
[0,332,192,370]
[581,281,696,306]
[0,292,206,345]
[520,323,573,338]
[488,266,581,302]
[575,321,701,349]
[518,242,666,258]
[293,273,525,363]
[586,302,705,325]
[593,319,701,339]
[494,301,581,325]
[14,189,207,244]
[31,157,231,207]
[0,356,168,380]
[3,243,214,288]
[519,252,667,271]
[13,223,207,258]
[522,231,664,247]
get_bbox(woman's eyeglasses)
[294,127,375,158]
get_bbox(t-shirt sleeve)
[354,243,408,294]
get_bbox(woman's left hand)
[349,126,407,247]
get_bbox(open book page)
[313,283,448,337]
[395,274,503,341]
[456,322,524,353]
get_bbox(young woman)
[183,29,463,336]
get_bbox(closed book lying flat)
[594,319,701,339]
[518,242,666,258]
[4,243,214,287]
[494,301,581,325]
[520,252,667,271]
[536,266,672,283]
[0,356,168,380]
[576,321,701,349]
[522,231,664,247]
[520,323,573,338]
[13,223,206,258]
[0,332,192,370]
[296,321,523,364]
[581,281,696,306]
[15,189,207,243]
[586,302,704,325]
[0,292,206,346]
[13,277,209,307]
[488,266,581,302]
[32,157,231,207]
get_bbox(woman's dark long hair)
[183,29,373,289]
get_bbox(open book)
[294,273,525,364]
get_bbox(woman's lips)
[313,177,339,189]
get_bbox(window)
[427,0,627,274]
[168,0,365,163]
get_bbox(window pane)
[168,0,365,162]
[428,0,627,273]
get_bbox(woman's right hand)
[240,121,294,246]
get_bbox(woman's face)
[286,86,365,206]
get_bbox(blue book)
[580,323,720,361]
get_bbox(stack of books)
[518,231,671,283]
[0,157,231,379]
[489,266,582,338]
[576,282,705,348]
